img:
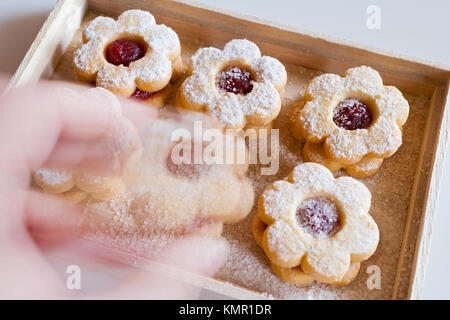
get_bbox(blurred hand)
[0,77,228,299]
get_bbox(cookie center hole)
[333,98,373,130]
[105,39,146,67]
[217,66,254,95]
[167,143,210,179]
[296,197,340,238]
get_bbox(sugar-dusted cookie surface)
[85,114,255,240]
[255,162,379,285]
[34,169,125,203]
[50,12,431,298]
[33,168,75,194]
[252,214,361,286]
[73,9,182,106]
[290,66,409,178]
[179,39,287,131]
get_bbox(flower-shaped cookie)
[252,214,361,286]
[92,115,255,236]
[179,39,287,131]
[73,10,181,98]
[290,66,409,177]
[258,162,379,284]
[33,169,125,202]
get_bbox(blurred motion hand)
[0,77,228,299]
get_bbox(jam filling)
[167,143,209,178]
[106,39,145,66]
[296,197,340,237]
[90,82,158,101]
[217,66,253,94]
[131,88,159,100]
[333,98,373,130]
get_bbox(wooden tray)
[10,0,450,300]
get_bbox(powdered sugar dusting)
[181,39,287,129]
[77,173,108,185]
[217,61,429,299]
[53,14,431,299]
[298,66,409,162]
[297,198,340,237]
[74,9,180,93]
[34,168,72,186]
[333,98,372,130]
[217,66,254,94]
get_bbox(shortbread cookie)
[289,103,306,143]
[74,173,125,201]
[253,214,312,286]
[251,214,267,248]
[271,263,314,285]
[252,214,361,286]
[33,169,74,194]
[60,188,88,204]
[171,57,185,80]
[175,87,274,139]
[271,261,361,286]
[257,162,379,284]
[290,66,409,177]
[94,116,255,235]
[130,83,172,108]
[332,261,361,286]
[179,39,287,131]
[303,141,384,178]
[33,170,125,202]
[73,9,181,107]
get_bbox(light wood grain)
[407,83,450,299]
[8,0,87,91]
[88,0,449,95]
[391,84,449,299]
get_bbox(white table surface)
[1,0,448,299]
